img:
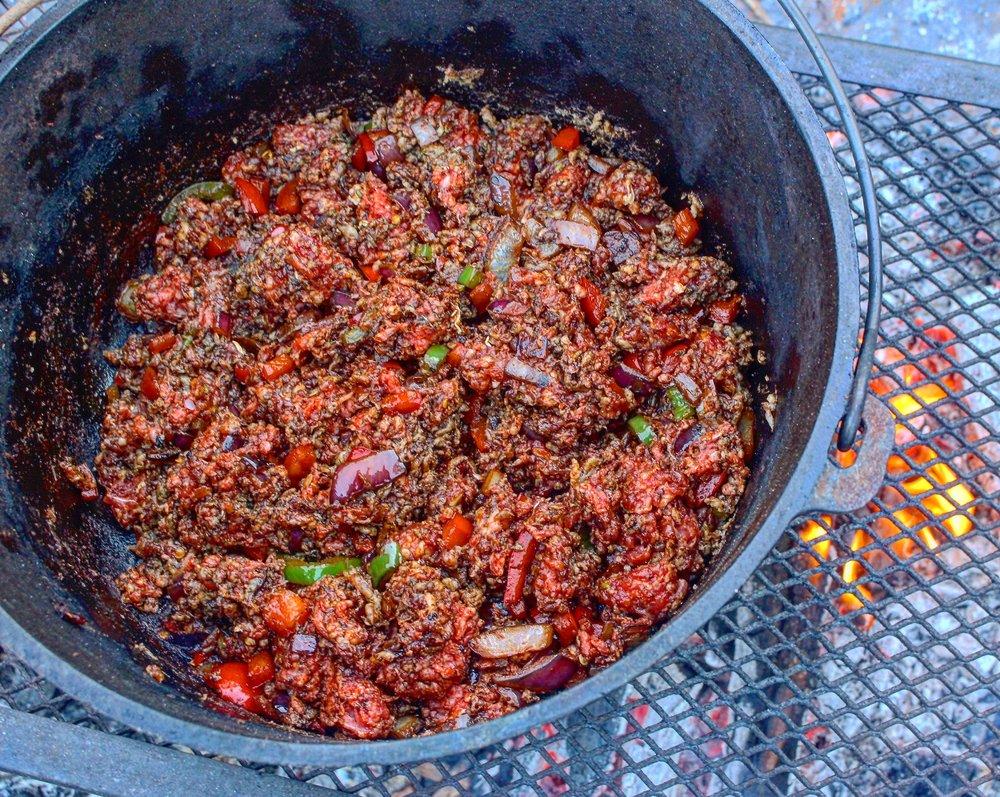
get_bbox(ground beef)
[96,90,755,739]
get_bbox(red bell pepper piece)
[263,588,308,637]
[442,514,473,549]
[578,277,607,326]
[274,179,301,215]
[140,366,160,400]
[203,235,237,258]
[261,354,295,382]
[247,651,275,688]
[352,131,379,172]
[208,662,261,712]
[284,443,316,484]
[382,389,423,415]
[504,531,537,612]
[465,393,489,453]
[234,177,270,217]
[708,295,741,324]
[553,610,579,647]
[147,332,177,354]
[673,208,699,246]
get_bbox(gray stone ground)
[737,0,1000,65]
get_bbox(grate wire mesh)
[1,7,999,795]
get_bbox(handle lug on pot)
[806,395,894,513]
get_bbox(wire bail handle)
[774,0,883,451]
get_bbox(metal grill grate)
[2,8,999,795]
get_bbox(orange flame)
[799,325,977,630]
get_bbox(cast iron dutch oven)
[0,0,893,765]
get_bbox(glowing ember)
[798,321,978,628]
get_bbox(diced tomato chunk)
[234,177,270,217]
[274,179,301,215]
[442,514,473,549]
[147,332,177,354]
[140,366,160,400]
[263,588,308,636]
[446,344,466,367]
[203,235,237,258]
[552,126,581,151]
[673,208,699,246]
[247,651,275,687]
[359,263,380,282]
[284,443,316,484]
[578,277,607,326]
[261,354,295,382]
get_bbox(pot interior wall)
[0,0,840,743]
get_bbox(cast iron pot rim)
[0,0,859,766]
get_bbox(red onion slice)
[495,653,579,692]
[554,219,600,251]
[489,299,528,316]
[611,362,651,395]
[171,431,195,450]
[505,357,552,388]
[374,134,402,165]
[630,213,659,232]
[331,290,355,307]
[471,624,554,658]
[331,449,405,502]
[672,422,703,455]
[410,117,439,146]
[424,208,442,234]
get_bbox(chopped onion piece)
[331,290,355,307]
[489,172,515,215]
[674,372,700,402]
[290,633,317,654]
[331,449,405,502]
[486,222,524,283]
[611,364,641,390]
[410,117,439,146]
[471,623,554,658]
[673,423,703,455]
[630,213,658,232]
[505,357,552,387]
[424,208,443,234]
[374,133,402,165]
[495,653,579,692]
[587,155,611,174]
[738,409,756,461]
[554,220,600,251]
